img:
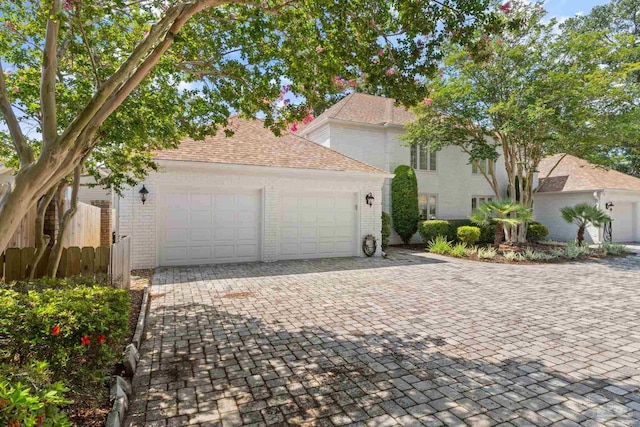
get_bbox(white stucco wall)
[118,161,387,269]
[305,121,509,243]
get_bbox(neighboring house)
[298,93,509,243]
[535,154,640,243]
[117,118,390,269]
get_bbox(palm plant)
[471,200,533,249]
[560,203,611,245]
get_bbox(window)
[472,158,492,174]
[471,196,493,211]
[419,194,438,219]
[411,145,437,171]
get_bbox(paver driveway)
[126,249,640,427]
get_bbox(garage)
[279,192,357,259]
[118,118,390,269]
[158,188,261,266]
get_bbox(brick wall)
[90,200,112,246]
[43,201,58,247]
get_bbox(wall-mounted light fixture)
[139,185,149,205]
[605,201,614,211]
[365,192,375,207]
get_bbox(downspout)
[593,190,603,244]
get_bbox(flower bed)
[422,239,631,263]
[0,276,130,426]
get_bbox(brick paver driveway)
[126,249,640,427]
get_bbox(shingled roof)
[154,117,388,175]
[537,154,640,193]
[300,93,415,133]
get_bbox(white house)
[117,118,390,269]
[535,154,640,243]
[298,93,509,243]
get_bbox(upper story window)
[472,158,492,174]
[411,145,437,171]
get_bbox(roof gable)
[537,154,640,193]
[154,118,388,175]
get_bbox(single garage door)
[279,192,357,259]
[159,189,261,266]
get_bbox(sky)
[544,0,610,21]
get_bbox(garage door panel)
[160,189,261,266]
[279,193,356,259]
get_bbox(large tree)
[402,0,640,241]
[0,0,499,254]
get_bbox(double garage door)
[159,188,357,266]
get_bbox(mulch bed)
[66,269,152,426]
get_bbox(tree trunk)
[577,225,585,245]
[46,167,81,277]
[28,186,58,279]
[494,222,504,250]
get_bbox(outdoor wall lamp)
[605,202,614,211]
[365,192,375,207]
[139,185,149,205]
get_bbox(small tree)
[391,165,419,244]
[471,200,532,249]
[560,203,611,245]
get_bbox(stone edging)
[105,285,150,427]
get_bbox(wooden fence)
[7,206,36,248]
[60,202,101,248]
[110,237,131,289]
[1,237,131,288]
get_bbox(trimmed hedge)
[527,222,549,242]
[418,220,449,243]
[391,165,419,244]
[418,219,496,245]
[381,212,391,251]
[457,226,481,245]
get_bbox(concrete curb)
[105,284,151,426]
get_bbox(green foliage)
[471,199,532,248]
[527,222,549,243]
[0,277,129,381]
[477,247,497,259]
[564,241,592,259]
[0,361,71,427]
[418,220,450,244]
[391,166,419,244]
[523,249,553,262]
[450,243,468,258]
[428,235,453,255]
[503,251,525,262]
[381,212,391,251]
[444,219,473,240]
[599,243,629,256]
[560,203,611,244]
[456,226,481,245]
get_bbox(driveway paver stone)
[126,249,640,427]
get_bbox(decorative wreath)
[362,234,377,257]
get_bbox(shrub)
[564,241,591,259]
[457,226,481,245]
[428,235,453,255]
[381,212,391,251]
[445,219,473,241]
[477,247,497,259]
[391,165,419,244]
[478,223,496,244]
[418,220,450,243]
[527,222,549,243]
[450,243,467,257]
[523,249,553,261]
[0,361,72,427]
[503,251,525,262]
[0,277,130,382]
[465,245,479,256]
[600,243,628,256]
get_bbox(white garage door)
[159,189,261,266]
[279,192,357,259]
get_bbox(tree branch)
[77,15,102,89]
[41,0,63,149]
[0,62,33,166]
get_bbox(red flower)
[423,98,433,106]
[81,335,91,346]
[51,325,61,336]
[97,335,106,344]
[499,2,511,13]
[36,415,45,426]
[290,121,298,132]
